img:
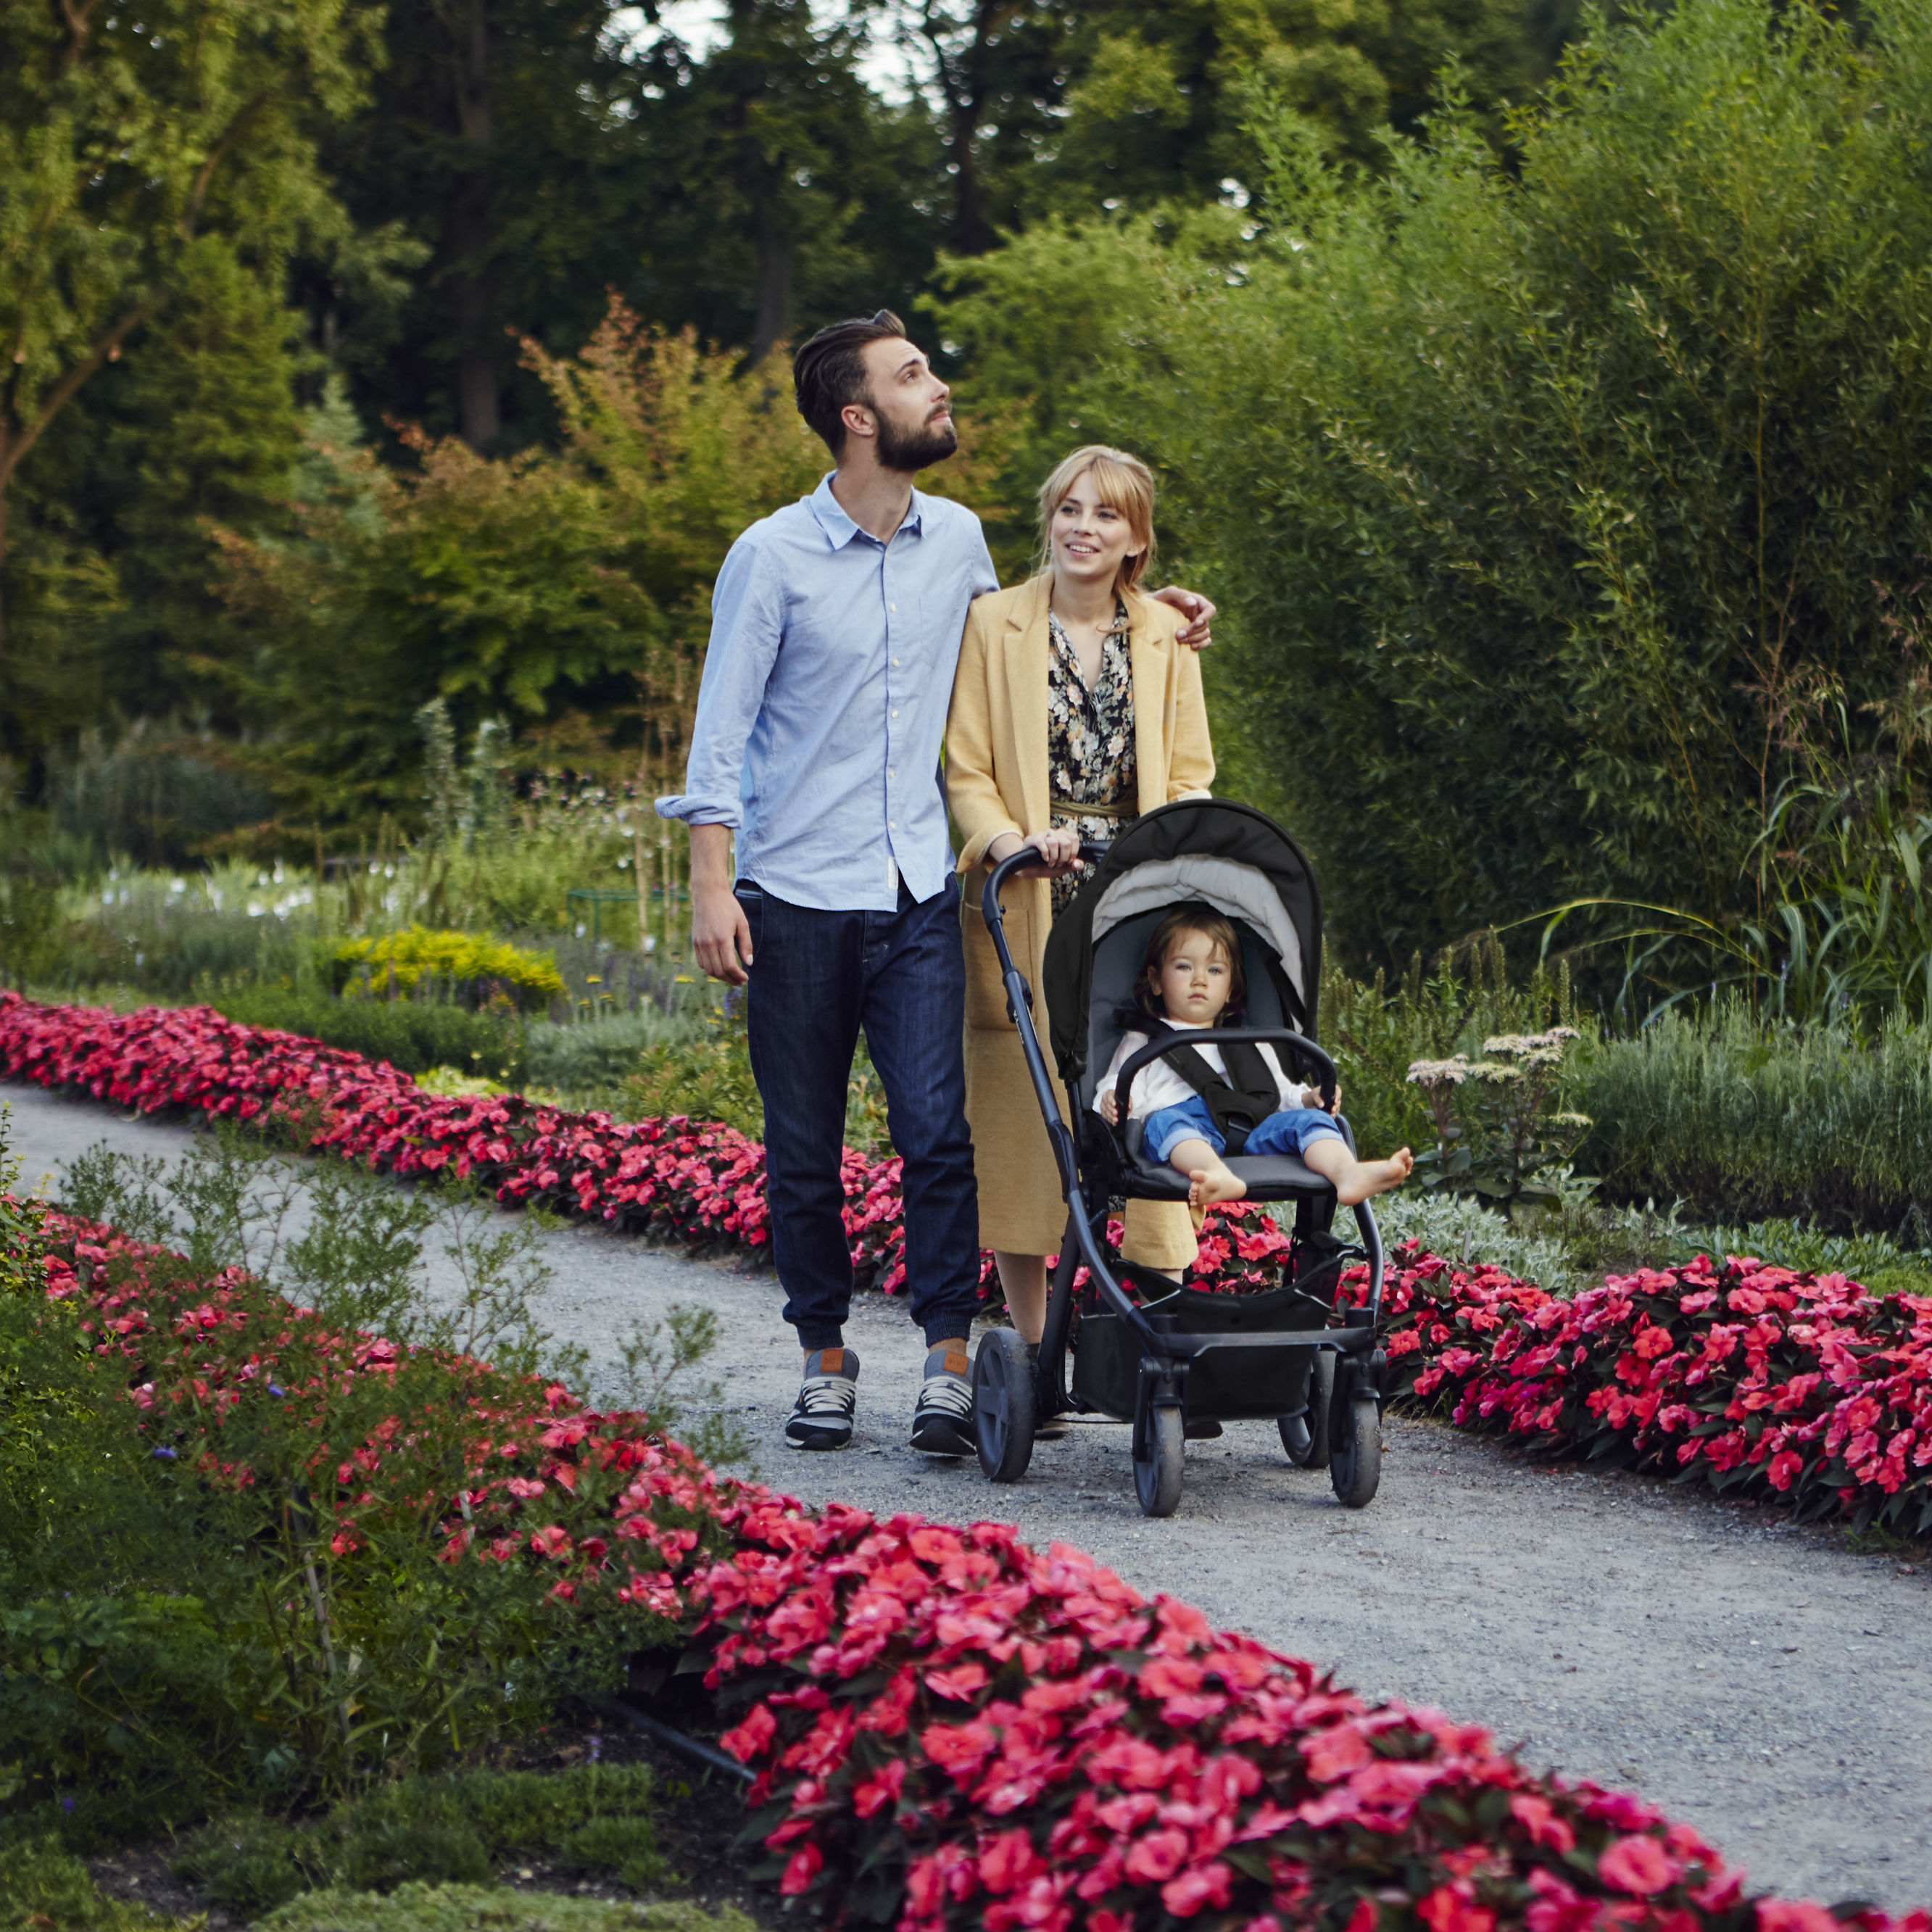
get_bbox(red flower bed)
[0,992,1286,1301]
[18,1205,1926,1932]
[1362,1247,1932,1535]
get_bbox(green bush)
[175,1765,666,1916]
[259,1887,752,1932]
[210,986,523,1082]
[0,1837,181,1932]
[1576,1000,1932,1234]
[1122,0,1932,967]
[1319,940,1590,1174]
[522,1009,700,1098]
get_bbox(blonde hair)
[1035,444,1156,598]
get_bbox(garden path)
[7,1081,1928,1913]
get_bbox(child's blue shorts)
[1141,1094,1344,1166]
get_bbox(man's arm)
[657,536,781,986]
[689,824,752,986]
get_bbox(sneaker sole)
[785,1427,853,1451]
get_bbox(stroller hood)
[1042,799,1324,1087]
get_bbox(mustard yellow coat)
[946,574,1216,1264]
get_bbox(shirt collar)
[809,472,925,550]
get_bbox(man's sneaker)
[910,1345,975,1456]
[785,1347,859,1450]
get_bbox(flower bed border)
[14,1198,1928,1932]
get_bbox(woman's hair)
[1035,444,1157,597]
[792,310,906,456]
[1136,908,1246,1024]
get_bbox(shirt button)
[890,602,897,612]
[892,657,900,667]
[889,768,896,779]
[892,708,899,719]
[889,820,897,829]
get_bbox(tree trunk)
[0,451,10,665]
[752,203,792,365]
[447,0,499,453]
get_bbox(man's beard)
[875,407,958,473]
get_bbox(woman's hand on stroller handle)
[987,828,1084,879]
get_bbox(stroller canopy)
[1042,800,1324,1093]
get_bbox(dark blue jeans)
[736,876,980,1351]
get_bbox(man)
[657,310,1212,1455]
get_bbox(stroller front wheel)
[974,1329,1037,1483]
[1279,1351,1335,1469]
[1134,1405,1185,1517]
[1330,1390,1381,1508]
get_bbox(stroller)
[971,799,1387,1518]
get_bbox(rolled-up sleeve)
[655,534,784,827]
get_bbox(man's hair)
[792,310,908,457]
[1137,908,1248,1024]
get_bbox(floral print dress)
[1046,601,1137,920]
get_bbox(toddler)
[1095,909,1414,1214]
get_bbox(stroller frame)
[974,832,1388,1517]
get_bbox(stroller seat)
[1119,1117,1332,1201]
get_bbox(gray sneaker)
[785,1346,859,1450]
[910,1344,975,1456]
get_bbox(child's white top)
[1093,1020,1309,1121]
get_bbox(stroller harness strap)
[1135,1016,1281,1156]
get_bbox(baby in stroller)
[1097,907,1414,1215]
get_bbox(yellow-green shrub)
[333,929,564,1011]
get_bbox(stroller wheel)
[974,1330,1037,1483]
[1134,1405,1185,1517]
[1279,1351,1335,1469]
[1330,1387,1382,1509]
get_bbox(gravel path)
[7,1082,1928,1911]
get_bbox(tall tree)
[0,0,380,663]
[323,0,661,453]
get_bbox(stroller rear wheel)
[974,1330,1037,1483]
[1134,1405,1185,1517]
[1330,1383,1381,1508]
[1279,1351,1335,1468]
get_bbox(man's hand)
[1100,1090,1122,1125]
[1149,585,1217,652]
[688,823,752,985]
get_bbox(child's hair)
[1035,444,1156,597]
[1136,908,1246,1024]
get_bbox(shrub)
[257,1887,753,1932]
[1577,1000,1932,1234]
[1136,0,1932,966]
[333,929,565,1012]
[0,1838,181,1932]
[212,985,523,1082]
[523,1008,701,1100]
[175,1764,665,1915]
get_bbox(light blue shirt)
[657,473,999,912]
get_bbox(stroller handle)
[980,839,1111,917]
[979,841,1114,1198]
[1113,1027,1340,1130]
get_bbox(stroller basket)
[969,800,1388,1519]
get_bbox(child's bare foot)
[1187,1164,1249,1224]
[1335,1146,1414,1206]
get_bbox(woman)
[946,444,1215,1372]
